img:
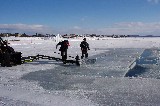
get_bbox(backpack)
[59,40,70,51]
[80,41,88,49]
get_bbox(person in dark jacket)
[80,38,90,59]
[0,39,13,67]
[56,40,70,62]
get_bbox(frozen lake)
[1,37,160,106]
[21,48,160,106]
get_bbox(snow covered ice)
[1,37,160,106]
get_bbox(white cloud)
[73,26,81,30]
[147,0,160,4]
[80,16,88,22]
[0,24,53,34]
[51,22,160,35]
[98,22,160,35]
[1,22,160,36]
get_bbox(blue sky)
[0,0,160,35]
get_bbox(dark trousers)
[61,50,67,61]
[0,53,2,64]
[81,49,88,59]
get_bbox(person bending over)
[56,40,70,63]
